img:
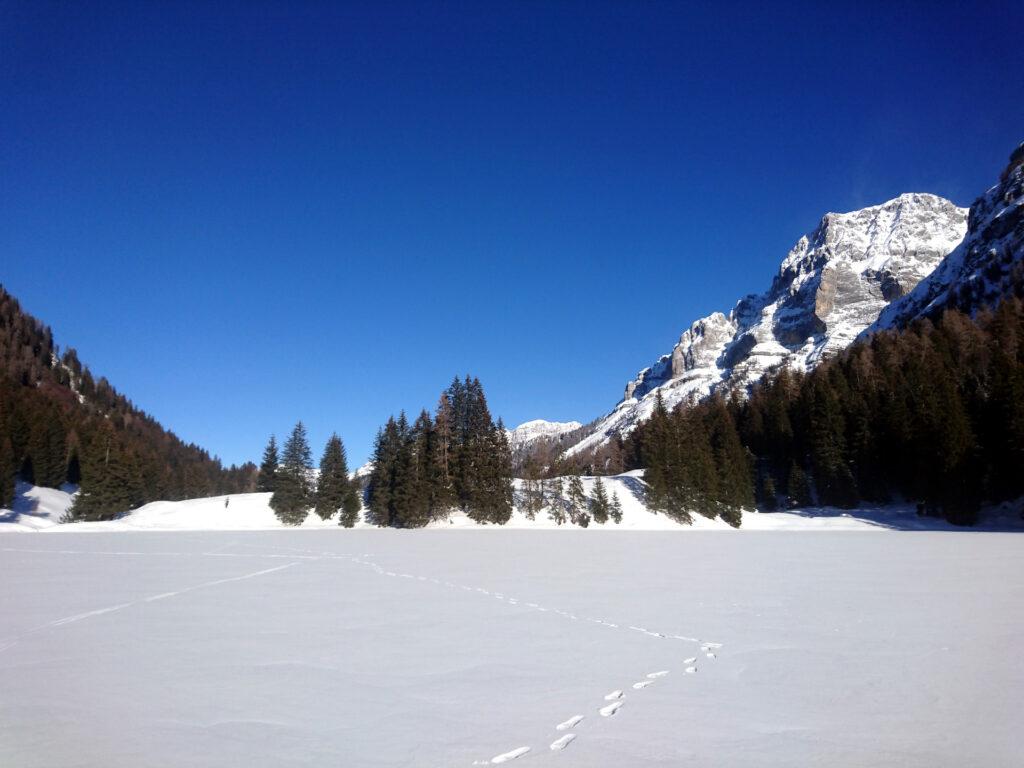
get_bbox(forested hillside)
[0,285,256,516]
[624,296,1024,526]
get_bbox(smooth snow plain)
[1,530,1021,767]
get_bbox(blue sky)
[3,1,1022,467]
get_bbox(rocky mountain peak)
[566,192,968,458]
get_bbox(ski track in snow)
[0,560,300,650]
[2,541,725,762]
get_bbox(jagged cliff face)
[871,145,1024,331]
[568,193,969,458]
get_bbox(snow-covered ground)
[3,475,1023,533]
[1,530,1020,767]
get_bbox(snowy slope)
[870,142,1024,331]
[567,193,967,457]
[0,483,76,532]
[506,419,584,460]
[6,475,1019,533]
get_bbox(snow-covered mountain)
[507,419,583,455]
[870,143,1024,331]
[567,193,968,457]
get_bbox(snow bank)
[5,474,1020,533]
[0,483,76,532]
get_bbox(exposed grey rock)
[568,192,968,458]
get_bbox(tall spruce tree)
[270,421,313,525]
[68,422,145,521]
[315,433,356,522]
[589,476,610,524]
[258,435,279,492]
[546,476,566,525]
[566,474,589,527]
[609,489,623,524]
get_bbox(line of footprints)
[477,643,722,765]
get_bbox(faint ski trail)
[0,562,301,651]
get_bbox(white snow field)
[1,531,1021,767]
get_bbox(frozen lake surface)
[1,530,1021,767]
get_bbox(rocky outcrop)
[567,192,968,458]
[870,144,1024,331]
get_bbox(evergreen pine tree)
[546,476,566,525]
[257,435,278,492]
[609,489,623,524]
[566,474,588,526]
[589,476,610,524]
[787,460,812,508]
[270,421,313,525]
[315,433,354,522]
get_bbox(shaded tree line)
[366,376,514,527]
[0,285,256,517]
[625,298,1024,526]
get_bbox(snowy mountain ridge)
[566,192,968,457]
[869,143,1024,331]
[507,419,583,454]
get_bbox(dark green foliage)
[589,476,610,524]
[0,436,15,508]
[565,474,590,526]
[270,421,313,525]
[258,435,278,492]
[368,376,514,527]
[786,461,812,508]
[0,284,255,519]
[627,298,1024,526]
[758,474,778,511]
[68,422,145,521]
[609,490,623,524]
[314,433,359,524]
[546,477,566,525]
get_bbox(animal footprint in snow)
[646,670,669,679]
[683,657,697,664]
[549,734,576,751]
[556,715,583,731]
[685,666,697,674]
[604,690,624,700]
[599,701,624,717]
[490,746,530,763]
[705,652,717,659]
[632,680,654,690]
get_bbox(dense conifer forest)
[619,298,1024,526]
[0,285,256,517]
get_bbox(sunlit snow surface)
[1,531,1020,767]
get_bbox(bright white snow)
[0,530,1020,766]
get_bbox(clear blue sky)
[3,1,1022,467]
